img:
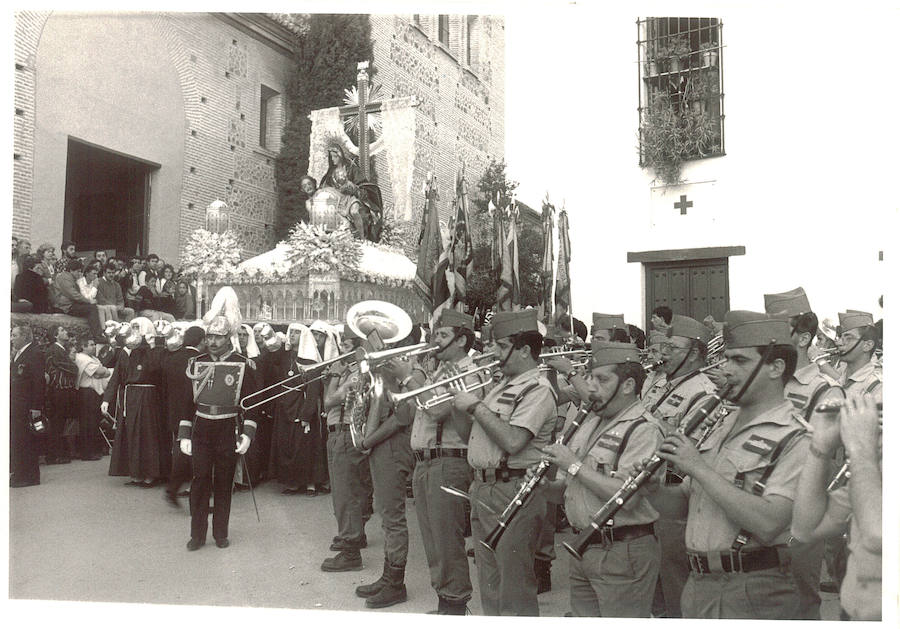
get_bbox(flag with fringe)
[495,202,520,312]
[414,175,450,320]
[555,208,572,318]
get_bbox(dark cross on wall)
[674,195,693,215]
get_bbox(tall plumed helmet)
[202,286,242,351]
[104,320,120,338]
[117,322,132,338]
[154,319,173,338]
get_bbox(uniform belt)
[414,448,467,462]
[196,403,239,419]
[572,523,656,546]
[687,546,783,574]
[125,383,155,387]
[473,467,527,483]
[328,423,350,433]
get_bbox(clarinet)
[815,400,882,492]
[562,386,731,561]
[479,404,592,553]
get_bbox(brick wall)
[370,14,505,227]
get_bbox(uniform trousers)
[654,518,689,617]
[413,456,473,603]
[326,428,368,543]
[10,406,40,484]
[369,430,414,568]
[189,418,238,542]
[167,430,193,495]
[46,388,76,459]
[569,532,660,617]
[681,564,804,619]
[470,477,548,616]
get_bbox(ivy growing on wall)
[275,14,375,241]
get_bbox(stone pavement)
[8,457,840,621]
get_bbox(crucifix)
[674,194,693,215]
[338,61,383,180]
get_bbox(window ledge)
[253,146,278,160]
[434,41,457,62]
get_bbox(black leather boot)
[365,563,408,608]
[355,559,390,598]
[437,596,468,615]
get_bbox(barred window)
[438,15,450,46]
[466,15,477,66]
[638,17,724,173]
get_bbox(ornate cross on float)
[338,61,384,180]
[674,194,693,215]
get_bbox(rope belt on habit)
[687,546,784,574]
[473,467,528,483]
[571,522,656,546]
[414,448,467,462]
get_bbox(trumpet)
[813,347,842,363]
[385,361,500,410]
[239,350,355,411]
[538,349,590,372]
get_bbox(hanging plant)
[180,228,242,282]
[639,92,719,185]
[284,222,362,274]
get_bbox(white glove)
[100,401,109,415]
[235,434,251,455]
[180,439,192,456]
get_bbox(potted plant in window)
[659,34,690,73]
[700,41,719,68]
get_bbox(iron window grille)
[637,17,724,167]
[438,15,451,47]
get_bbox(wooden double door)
[645,258,730,325]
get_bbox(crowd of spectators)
[11,238,198,337]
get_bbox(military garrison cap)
[723,310,792,348]
[669,314,711,344]
[764,287,811,317]
[492,309,539,340]
[591,341,641,366]
[435,308,475,331]
[592,313,626,332]
[838,311,874,333]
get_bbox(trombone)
[385,360,500,410]
[239,350,355,411]
[355,342,439,368]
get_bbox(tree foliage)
[465,159,544,314]
[275,14,375,241]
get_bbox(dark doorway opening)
[63,138,157,258]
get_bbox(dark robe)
[45,342,79,460]
[268,353,324,489]
[10,343,45,485]
[103,342,168,479]
[161,345,198,492]
[13,268,50,313]
[240,346,282,485]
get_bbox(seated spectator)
[77,260,101,302]
[13,254,50,313]
[97,261,135,322]
[35,242,58,286]
[94,250,108,268]
[55,240,79,274]
[172,278,196,320]
[123,256,152,311]
[150,263,177,314]
[49,259,104,341]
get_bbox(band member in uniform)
[10,324,44,487]
[643,311,811,619]
[450,309,557,616]
[541,341,664,617]
[791,394,882,621]
[322,329,370,570]
[835,311,882,402]
[640,314,717,617]
[409,308,481,615]
[642,330,668,398]
[178,292,259,551]
[352,334,425,609]
[763,287,845,617]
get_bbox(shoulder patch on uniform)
[742,434,777,456]
[668,393,684,407]
[786,392,808,409]
[595,433,623,452]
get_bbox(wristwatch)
[565,369,579,381]
[400,374,416,390]
[567,461,583,478]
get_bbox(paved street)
[8,457,840,621]
[8,457,570,617]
